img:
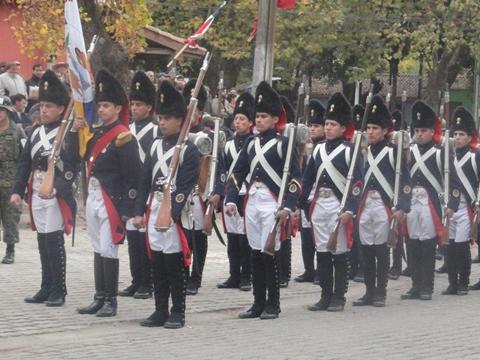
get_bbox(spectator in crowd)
[10,94,31,128]
[25,63,44,111]
[0,62,7,74]
[146,70,155,84]
[174,74,186,91]
[0,61,27,97]
[158,72,174,87]
[53,63,71,93]
[24,103,41,138]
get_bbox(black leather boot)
[260,253,280,319]
[218,233,240,288]
[309,252,333,311]
[388,236,403,280]
[442,239,457,295]
[141,251,169,327]
[1,243,14,264]
[187,230,207,295]
[44,231,67,307]
[328,253,348,312]
[120,230,141,297]
[164,253,186,329]
[457,241,471,296]
[278,238,291,288]
[239,250,265,318]
[25,233,51,303]
[353,246,375,306]
[402,239,421,299]
[296,227,315,283]
[239,234,252,291]
[436,244,448,273]
[372,244,388,307]
[77,253,105,314]
[134,231,153,299]
[96,257,119,317]
[419,238,436,300]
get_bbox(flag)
[247,17,258,43]
[186,1,228,47]
[277,0,296,9]
[65,0,95,157]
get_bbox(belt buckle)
[318,188,331,198]
[155,191,163,202]
[368,190,380,199]
[254,181,263,189]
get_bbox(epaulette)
[115,131,132,147]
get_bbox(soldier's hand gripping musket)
[155,53,212,231]
[326,91,372,252]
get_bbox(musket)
[203,117,220,236]
[264,82,305,256]
[327,90,373,252]
[440,86,451,246]
[154,52,212,231]
[387,90,407,248]
[39,35,99,198]
[386,86,392,112]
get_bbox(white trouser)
[86,177,119,259]
[406,186,436,240]
[449,196,471,243]
[31,171,64,234]
[147,192,182,253]
[311,189,348,254]
[359,191,389,246]
[181,193,204,230]
[245,183,279,251]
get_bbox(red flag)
[277,0,296,9]
[247,17,258,43]
[186,1,228,47]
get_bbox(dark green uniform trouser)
[0,187,21,244]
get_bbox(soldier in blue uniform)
[388,109,408,280]
[119,71,157,299]
[443,107,479,295]
[134,81,200,329]
[11,70,79,306]
[218,92,254,291]
[301,92,363,312]
[225,81,301,320]
[401,100,460,301]
[75,70,141,317]
[181,79,225,296]
[348,103,366,283]
[353,95,411,307]
[295,99,325,284]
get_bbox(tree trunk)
[80,0,130,90]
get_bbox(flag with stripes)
[65,0,95,157]
[187,1,228,47]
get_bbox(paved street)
[1,213,480,359]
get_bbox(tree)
[4,0,152,86]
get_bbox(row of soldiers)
[8,66,480,329]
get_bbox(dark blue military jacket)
[226,128,302,211]
[85,120,141,219]
[453,145,480,205]
[135,133,200,222]
[12,121,80,213]
[409,141,461,217]
[363,139,411,212]
[300,137,363,214]
[130,116,157,164]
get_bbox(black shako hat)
[233,92,255,122]
[39,70,69,107]
[255,81,283,117]
[95,69,127,106]
[280,96,295,123]
[129,71,156,106]
[183,79,207,111]
[392,110,405,131]
[156,80,187,119]
[411,100,436,129]
[367,95,392,129]
[308,99,325,125]
[325,92,352,126]
[352,104,365,130]
[451,106,475,135]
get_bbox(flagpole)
[252,0,277,92]
[167,43,189,69]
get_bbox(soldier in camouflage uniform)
[0,96,25,264]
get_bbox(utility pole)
[252,0,277,92]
